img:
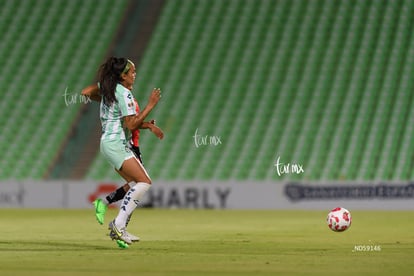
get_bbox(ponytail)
[98,57,129,106]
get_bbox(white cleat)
[126,231,140,242]
[109,230,139,242]
[108,220,132,245]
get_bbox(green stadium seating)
[86,0,414,181]
[2,0,412,181]
[0,0,128,179]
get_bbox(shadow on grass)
[0,240,115,251]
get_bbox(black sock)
[106,187,127,204]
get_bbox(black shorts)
[128,142,144,165]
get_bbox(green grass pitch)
[1,209,413,275]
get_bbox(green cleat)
[116,239,129,249]
[93,199,108,225]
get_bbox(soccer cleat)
[110,229,139,243]
[93,199,108,225]
[108,220,132,245]
[109,230,118,240]
[126,231,140,242]
[116,239,129,249]
[109,232,129,249]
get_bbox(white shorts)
[100,139,134,170]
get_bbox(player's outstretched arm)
[81,84,101,102]
[141,120,164,140]
[124,88,161,131]
[148,124,164,140]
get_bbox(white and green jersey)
[100,83,136,141]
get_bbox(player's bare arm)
[81,84,101,102]
[141,120,164,140]
[124,88,161,131]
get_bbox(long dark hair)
[98,57,128,106]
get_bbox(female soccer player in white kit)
[92,57,161,245]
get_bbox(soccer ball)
[326,207,352,232]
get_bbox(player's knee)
[143,176,152,185]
